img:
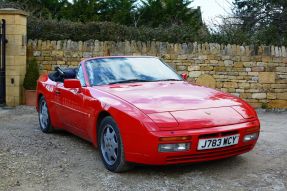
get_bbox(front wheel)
[38,96,54,133]
[98,116,132,172]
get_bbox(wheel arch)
[36,93,43,112]
[96,110,111,131]
[93,110,111,147]
[38,93,43,100]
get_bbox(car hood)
[95,81,244,114]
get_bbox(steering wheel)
[55,66,65,78]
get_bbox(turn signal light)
[245,126,260,133]
[159,136,192,142]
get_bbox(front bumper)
[125,120,260,165]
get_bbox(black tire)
[98,116,133,172]
[38,96,54,133]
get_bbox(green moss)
[261,102,269,109]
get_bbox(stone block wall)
[27,40,287,108]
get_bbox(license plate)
[197,134,240,150]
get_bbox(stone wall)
[27,40,287,108]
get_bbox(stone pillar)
[0,8,28,106]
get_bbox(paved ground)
[0,106,286,191]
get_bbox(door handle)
[55,89,61,95]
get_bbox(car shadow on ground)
[51,129,94,146]
[131,156,246,174]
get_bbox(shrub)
[27,17,209,43]
[23,59,40,90]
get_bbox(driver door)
[56,66,89,137]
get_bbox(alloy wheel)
[100,124,119,166]
[40,100,49,129]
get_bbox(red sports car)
[36,56,260,172]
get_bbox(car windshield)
[85,57,182,86]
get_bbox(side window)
[76,65,86,87]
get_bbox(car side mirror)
[64,79,82,89]
[181,73,188,80]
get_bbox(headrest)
[63,68,77,79]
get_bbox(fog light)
[158,143,190,152]
[244,133,259,142]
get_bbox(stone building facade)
[27,40,287,108]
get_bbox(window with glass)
[76,65,86,86]
[85,57,182,86]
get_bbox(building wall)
[27,40,287,108]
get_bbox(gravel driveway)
[0,106,286,191]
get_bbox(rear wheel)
[98,116,132,172]
[38,96,53,133]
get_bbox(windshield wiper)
[154,79,182,82]
[108,79,151,85]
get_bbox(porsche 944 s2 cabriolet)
[36,56,260,172]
